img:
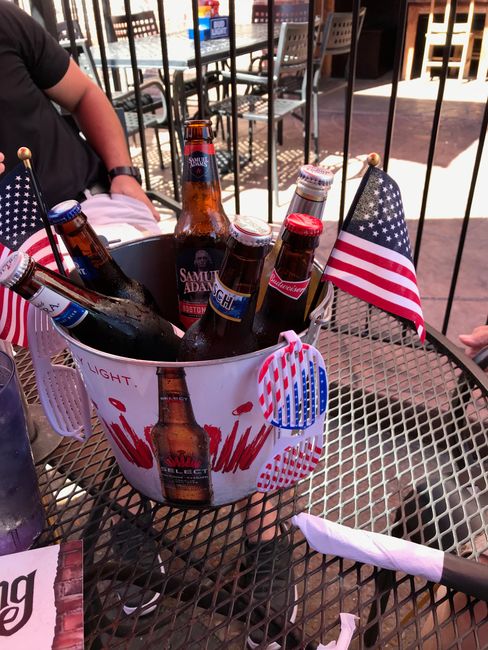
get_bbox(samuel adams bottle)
[152,367,212,505]
[174,119,230,329]
[0,251,181,362]
[48,200,160,311]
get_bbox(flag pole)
[17,147,66,276]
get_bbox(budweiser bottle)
[178,216,272,361]
[174,119,230,329]
[253,214,323,349]
[0,251,180,362]
[48,200,160,311]
[257,164,333,307]
[151,366,212,505]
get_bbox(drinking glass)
[0,350,45,555]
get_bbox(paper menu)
[0,540,83,649]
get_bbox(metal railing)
[29,0,487,334]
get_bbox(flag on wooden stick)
[323,163,425,342]
[0,163,62,346]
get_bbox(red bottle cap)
[284,213,323,236]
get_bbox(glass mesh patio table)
[18,288,487,649]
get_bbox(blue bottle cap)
[48,199,82,224]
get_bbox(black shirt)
[0,1,107,208]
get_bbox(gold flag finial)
[17,147,33,168]
[367,152,381,167]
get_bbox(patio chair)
[209,21,311,205]
[244,2,311,80]
[420,0,475,80]
[310,8,366,161]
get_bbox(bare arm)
[0,152,4,174]
[45,59,159,219]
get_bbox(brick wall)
[52,541,84,650]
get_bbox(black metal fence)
[24,0,487,335]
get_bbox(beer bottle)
[257,164,333,308]
[151,366,212,505]
[48,200,160,312]
[253,214,323,349]
[0,251,181,362]
[174,119,230,330]
[178,216,272,361]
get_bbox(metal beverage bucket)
[50,234,329,507]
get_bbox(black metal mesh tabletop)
[19,289,488,649]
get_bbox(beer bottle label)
[159,450,211,500]
[72,255,98,281]
[30,286,88,328]
[209,275,251,322]
[183,143,218,183]
[176,246,224,329]
[269,269,311,300]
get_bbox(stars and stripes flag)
[0,163,60,347]
[323,165,425,342]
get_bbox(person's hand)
[109,174,160,222]
[458,325,488,359]
[0,152,5,175]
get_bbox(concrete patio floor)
[137,75,487,352]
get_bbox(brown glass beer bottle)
[151,366,212,505]
[48,200,160,311]
[253,213,323,349]
[257,164,333,307]
[178,216,272,361]
[0,251,181,361]
[174,119,230,329]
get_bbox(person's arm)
[0,152,4,175]
[44,59,159,220]
[458,324,488,360]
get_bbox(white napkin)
[318,613,359,649]
[292,513,444,583]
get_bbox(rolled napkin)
[292,513,488,602]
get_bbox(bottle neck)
[286,185,327,221]
[157,368,196,424]
[181,141,224,214]
[19,261,106,312]
[261,231,318,310]
[55,212,131,284]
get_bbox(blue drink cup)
[0,351,44,555]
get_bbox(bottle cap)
[0,251,30,288]
[48,200,82,224]
[295,164,334,203]
[298,165,334,188]
[285,213,323,236]
[230,216,272,247]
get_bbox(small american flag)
[0,163,59,347]
[324,165,425,342]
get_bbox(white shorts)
[80,191,162,245]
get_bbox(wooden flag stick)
[17,147,66,276]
